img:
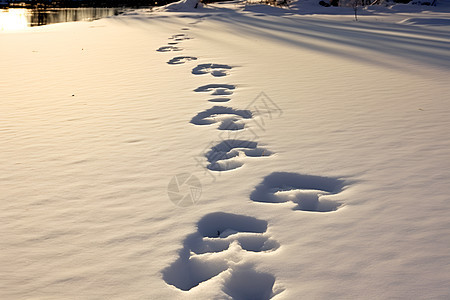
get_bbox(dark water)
[30,8,119,27]
[0,8,119,30]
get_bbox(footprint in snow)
[189,19,203,25]
[190,106,252,131]
[167,56,198,65]
[162,212,279,291]
[205,139,273,171]
[250,172,347,212]
[157,45,183,52]
[194,84,236,96]
[169,33,192,41]
[192,63,233,77]
[208,97,231,103]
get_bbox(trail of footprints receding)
[159,23,350,297]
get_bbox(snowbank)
[161,0,203,11]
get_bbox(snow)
[1,1,450,299]
[161,0,203,11]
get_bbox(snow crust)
[1,1,449,298]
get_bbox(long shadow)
[113,4,449,70]
[204,7,450,70]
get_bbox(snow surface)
[1,1,450,299]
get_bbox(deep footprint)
[162,212,278,291]
[206,140,273,171]
[190,106,252,130]
[192,63,232,77]
[188,212,279,254]
[250,172,346,212]
[222,265,280,300]
[157,45,183,52]
[167,56,198,65]
[194,84,236,96]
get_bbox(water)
[0,8,119,31]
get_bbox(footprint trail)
[158,25,301,298]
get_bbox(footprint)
[190,106,253,131]
[162,213,278,291]
[222,265,282,300]
[169,33,192,41]
[167,56,198,65]
[167,42,179,45]
[194,84,236,96]
[208,98,231,103]
[205,140,273,171]
[250,172,346,212]
[157,45,183,52]
[181,27,190,30]
[192,63,232,77]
